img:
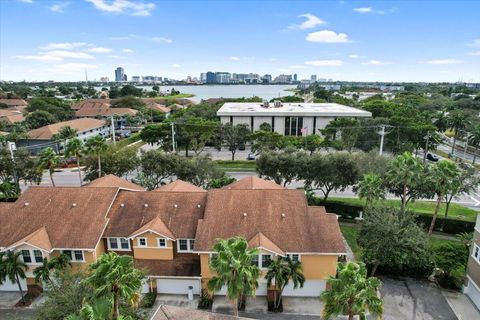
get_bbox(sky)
[0,0,479,83]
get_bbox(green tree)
[300,134,324,155]
[256,149,306,186]
[34,258,52,284]
[84,135,108,178]
[0,147,42,196]
[139,124,172,149]
[468,125,480,164]
[135,150,177,190]
[443,167,480,217]
[111,96,146,109]
[354,173,385,209]
[175,155,223,187]
[119,86,143,97]
[84,252,144,320]
[447,111,470,154]
[321,262,383,320]
[0,251,28,304]
[358,207,431,276]
[322,118,360,152]
[218,123,251,160]
[38,147,60,187]
[27,97,74,121]
[208,238,260,317]
[428,161,461,236]
[250,130,284,154]
[84,145,137,182]
[65,138,84,186]
[265,257,305,310]
[25,110,57,129]
[175,117,218,156]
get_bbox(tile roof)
[104,190,207,239]
[0,113,24,124]
[0,187,118,250]
[194,189,345,254]
[146,102,171,113]
[135,255,200,277]
[85,174,144,191]
[27,118,106,140]
[0,99,27,107]
[152,305,252,320]
[222,176,284,190]
[248,232,285,256]
[71,100,110,110]
[154,180,207,193]
[129,217,176,240]
[8,227,52,252]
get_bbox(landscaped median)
[310,196,477,234]
[214,160,256,172]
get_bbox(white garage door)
[465,278,480,310]
[0,278,27,292]
[156,278,200,295]
[215,280,268,296]
[282,280,325,297]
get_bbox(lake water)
[96,84,297,102]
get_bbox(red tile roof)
[222,176,284,190]
[84,175,144,191]
[129,217,175,240]
[154,179,207,193]
[28,118,106,140]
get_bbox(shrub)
[198,289,213,310]
[140,292,156,308]
[432,241,468,290]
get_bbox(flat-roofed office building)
[217,101,372,136]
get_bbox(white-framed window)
[251,255,259,267]
[261,254,272,268]
[177,239,195,252]
[473,243,480,264]
[157,238,167,248]
[108,238,131,251]
[20,249,43,264]
[137,238,147,247]
[287,254,300,262]
[62,250,85,262]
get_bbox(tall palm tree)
[208,237,260,317]
[53,126,78,154]
[447,111,470,154]
[321,262,383,320]
[33,258,51,284]
[468,125,480,165]
[49,253,71,270]
[84,252,144,320]
[434,110,449,133]
[84,135,108,178]
[0,251,28,304]
[355,173,385,209]
[38,147,59,187]
[65,138,85,185]
[265,257,305,310]
[428,160,461,236]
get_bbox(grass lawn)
[215,160,256,172]
[328,197,477,222]
[157,93,194,99]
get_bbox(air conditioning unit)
[273,100,282,108]
[262,100,270,108]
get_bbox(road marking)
[468,195,480,206]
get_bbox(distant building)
[115,67,125,82]
[311,74,317,82]
[217,102,371,136]
[465,214,480,309]
[200,73,207,83]
[206,72,216,84]
[293,74,298,82]
[0,99,27,109]
[100,77,110,83]
[0,109,24,125]
[274,74,293,83]
[132,76,141,82]
[215,72,231,84]
[261,74,272,84]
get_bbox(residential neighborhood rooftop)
[27,118,106,140]
[84,174,144,191]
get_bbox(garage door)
[282,280,325,297]
[465,278,480,310]
[156,278,200,295]
[214,280,268,296]
[0,278,27,292]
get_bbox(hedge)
[310,197,475,235]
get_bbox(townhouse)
[0,175,345,297]
[465,213,480,309]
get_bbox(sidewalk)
[442,290,480,320]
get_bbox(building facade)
[217,102,372,136]
[115,67,125,82]
[465,213,480,309]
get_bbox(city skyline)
[0,0,479,82]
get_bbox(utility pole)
[7,141,18,185]
[378,125,386,155]
[171,122,176,153]
[110,116,116,143]
[423,132,430,164]
[463,136,469,160]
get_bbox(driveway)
[380,277,457,320]
[0,291,21,308]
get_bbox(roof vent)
[72,203,77,207]
[24,202,29,206]
[197,204,201,208]
[174,204,178,208]
[144,203,148,208]
[281,213,286,218]
[120,203,125,207]
[243,212,247,217]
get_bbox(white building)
[217,102,372,136]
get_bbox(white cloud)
[122,48,134,53]
[85,0,156,16]
[13,50,94,62]
[362,60,392,65]
[230,56,240,61]
[40,42,89,50]
[171,64,181,68]
[50,2,70,13]
[349,54,365,59]
[469,39,480,47]
[85,47,113,53]
[424,59,463,65]
[52,63,99,74]
[13,54,63,62]
[107,55,122,59]
[110,34,137,40]
[289,65,306,69]
[17,0,34,3]
[466,51,480,56]
[305,60,344,67]
[306,30,351,43]
[151,37,173,44]
[289,13,326,30]
[353,7,372,13]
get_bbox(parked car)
[427,153,439,162]
[247,153,256,161]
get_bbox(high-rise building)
[293,74,298,81]
[115,67,125,82]
[215,72,231,84]
[200,73,207,83]
[311,74,317,82]
[100,77,109,83]
[132,76,140,82]
[262,74,272,84]
[206,72,216,84]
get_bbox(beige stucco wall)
[132,232,174,260]
[301,255,339,280]
[467,229,480,286]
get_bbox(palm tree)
[428,160,461,236]
[38,147,59,187]
[49,253,71,270]
[447,111,470,154]
[84,135,108,178]
[265,257,305,310]
[33,258,51,284]
[53,126,78,154]
[84,252,144,320]
[355,173,385,209]
[434,110,449,133]
[468,125,480,165]
[0,251,28,304]
[207,237,260,317]
[321,262,383,320]
[65,138,85,185]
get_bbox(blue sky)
[1,0,479,82]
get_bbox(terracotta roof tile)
[134,256,200,277]
[222,176,284,190]
[85,175,144,191]
[154,180,206,193]
[248,232,285,256]
[28,118,106,140]
[146,102,171,113]
[0,187,118,250]
[129,217,175,240]
[8,227,52,252]
[0,99,27,107]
